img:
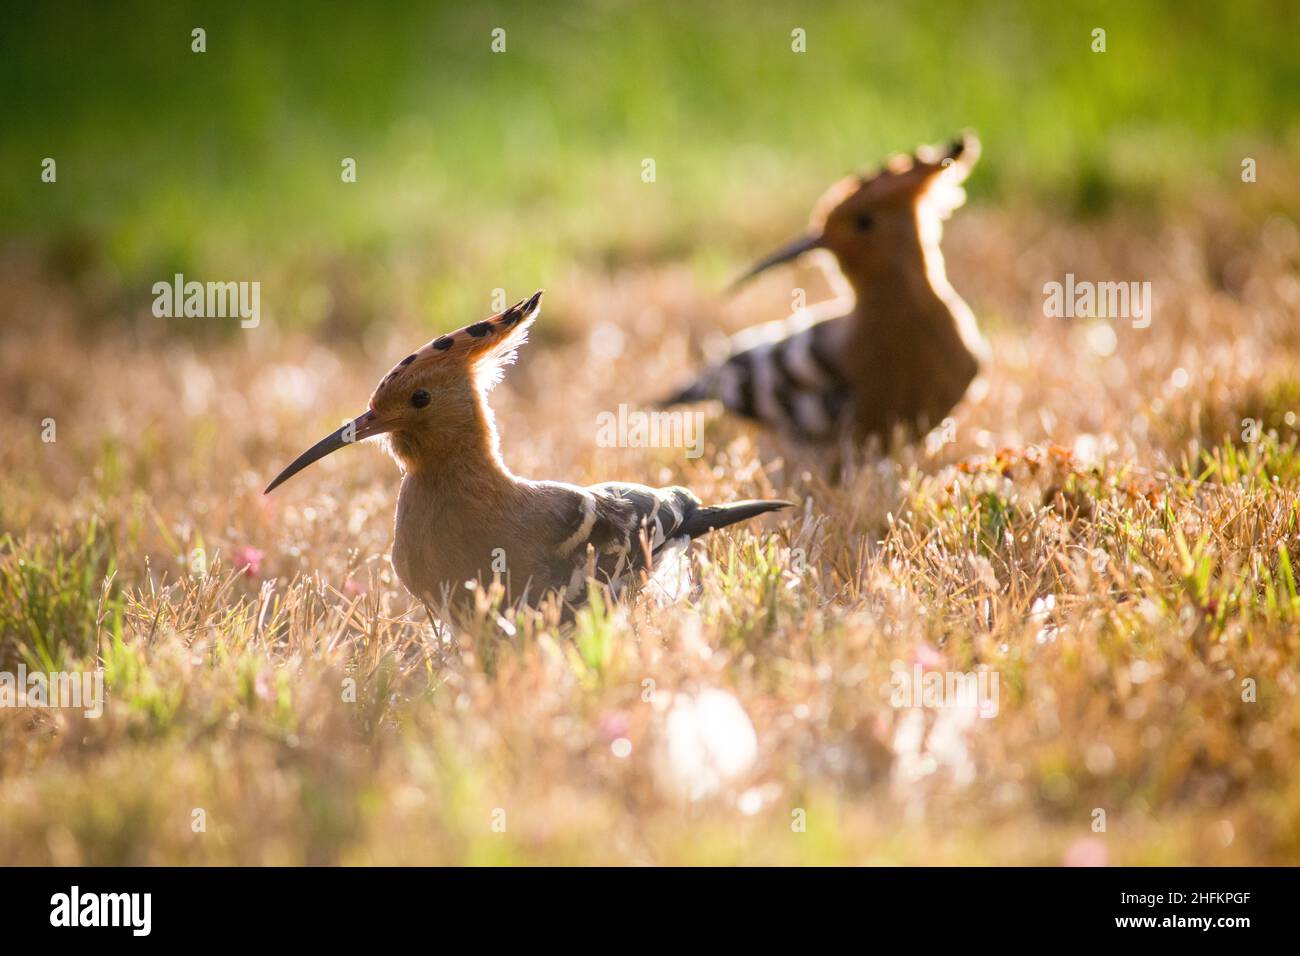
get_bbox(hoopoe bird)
[265,292,791,614]
[661,133,988,445]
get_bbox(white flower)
[655,688,758,802]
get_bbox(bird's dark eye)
[855,214,874,231]
[410,389,431,409]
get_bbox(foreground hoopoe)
[662,133,988,445]
[265,292,790,614]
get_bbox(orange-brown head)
[732,132,980,291]
[264,291,542,493]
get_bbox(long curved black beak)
[264,411,385,494]
[727,232,824,292]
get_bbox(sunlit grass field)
[5,0,1297,324]
[2,1,1299,864]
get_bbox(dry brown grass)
[2,200,1299,864]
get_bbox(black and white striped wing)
[536,482,696,604]
[582,482,701,588]
[547,482,789,604]
[666,312,853,441]
[553,482,710,597]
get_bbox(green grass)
[0,519,120,673]
[3,0,1297,330]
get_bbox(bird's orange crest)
[372,290,542,401]
[263,291,544,494]
[814,131,982,228]
[729,132,981,292]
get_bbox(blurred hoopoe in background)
[265,292,790,615]
[662,133,987,445]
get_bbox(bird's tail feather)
[680,499,792,538]
[655,379,711,408]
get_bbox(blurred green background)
[2,0,1296,331]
